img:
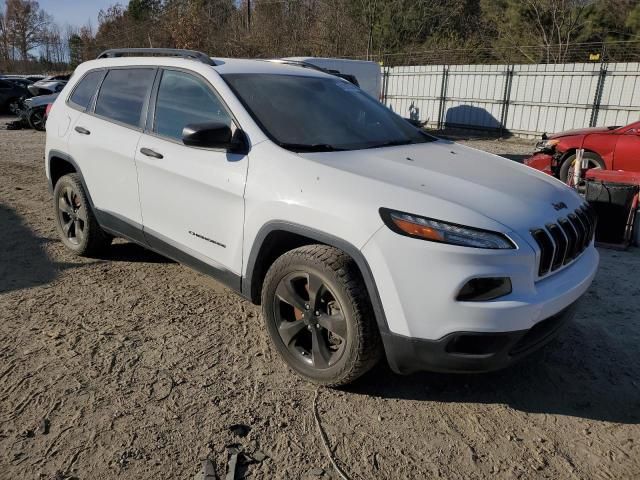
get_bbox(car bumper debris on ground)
[1,121,639,479]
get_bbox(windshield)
[222,73,434,152]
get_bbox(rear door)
[68,67,156,237]
[613,124,640,172]
[135,68,248,282]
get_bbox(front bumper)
[362,224,599,374]
[381,301,578,374]
[524,153,554,175]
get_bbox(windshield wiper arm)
[278,142,345,152]
[364,139,414,149]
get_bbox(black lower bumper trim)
[381,302,578,374]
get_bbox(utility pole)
[247,0,251,31]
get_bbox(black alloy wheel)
[273,270,348,369]
[29,109,46,131]
[56,184,87,246]
[261,245,382,386]
[52,173,111,256]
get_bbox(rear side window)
[69,71,104,110]
[154,69,232,141]
[0,80,10,89]
[95,68,155,127]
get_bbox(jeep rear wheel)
[53,173,111,257]
[261,245,382,386]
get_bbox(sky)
[38,0,129,30]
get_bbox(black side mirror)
[182,122,239,149]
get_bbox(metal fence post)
[381,63,390,105]
[437,66,449,130]
[589,63,607,127]
[499,65,514,136]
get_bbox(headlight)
[379,208,515,249]
[534,139,559,153]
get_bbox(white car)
[45,48,599,386]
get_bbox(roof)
[84,52,332,79]
[213,58,330,77]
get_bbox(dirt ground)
[1,117,639,480]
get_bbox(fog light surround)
[456,277,512,302]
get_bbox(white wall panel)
[382,62,640,137]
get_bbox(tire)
[53,173,112,257]
[28,108,46,131]
[261,245,382,386]
[559,151,605,184]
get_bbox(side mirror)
[182,122,247,151]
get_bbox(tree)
[522,0,595,62]
[4,0,49,60]
[128,0,161,21]
[68,32,83,67]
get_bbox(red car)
[524,120,640,183]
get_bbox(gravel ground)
[1,118,639,480]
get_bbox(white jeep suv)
[45,49,599,386]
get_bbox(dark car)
[20,93,58,131]
[0,78,30,114]
[524,120,640,184]
[5,78,33,89]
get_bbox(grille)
[530,204,597,278]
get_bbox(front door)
[614,126,640,172]
[135,69,248,283]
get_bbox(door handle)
[74,126,90,135]
[140,147,164,159]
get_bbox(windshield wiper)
[278,142,345,152]
[362,139,414,150]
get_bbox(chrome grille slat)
[559,218,578,262]
[574,210,591,250]
[546,223,568,270]
[531,204,596,280]
[531,229,554,276]
[568,213,586,254]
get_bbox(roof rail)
[96,48,216,66]
[264,59,325,72]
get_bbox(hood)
[549,126,617,139]
[299,140,583,234]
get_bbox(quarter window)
[95,68,155,127]
[154,70,232,141]
[69,70,104,110]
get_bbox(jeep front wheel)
[261,245,382,386]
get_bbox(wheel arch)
[47,151,96,209]
[557,148,606,178]
[243,221,390,334]
[558,148,603,166]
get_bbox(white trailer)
[285,57,382,99]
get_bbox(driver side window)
[154,69,232,142]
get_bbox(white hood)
[299,139,584,234]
